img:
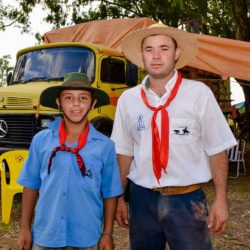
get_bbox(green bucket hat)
[40,72,110,109]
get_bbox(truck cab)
[0,42,140,153]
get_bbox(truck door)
[89,56,129,136]
[98,56,129,118]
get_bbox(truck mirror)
[6,72,12,85]
[126,62,138,87]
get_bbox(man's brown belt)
[152,183,202,195]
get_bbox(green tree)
[0,0,33,32]
[0,55,13,86]
[1,0,249,41]
[1,0,249,105]
[88,0,249,40]
[231,0,250,124]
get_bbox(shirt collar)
[47,117,105,143]
[141,70,178,97]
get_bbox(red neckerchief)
[140,71,182,182]
[48,118,90,176]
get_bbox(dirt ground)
[0,145,250,250]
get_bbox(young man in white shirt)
[111,23,237,250]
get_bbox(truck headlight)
[41,119,51,127]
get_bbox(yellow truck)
[0,18,154,153]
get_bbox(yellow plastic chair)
[0,150,28,224]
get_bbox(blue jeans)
[129,182,212,250]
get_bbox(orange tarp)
[44,18,155,51]
[44,18,250,81]
[190,34,250,81]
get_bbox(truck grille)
[0,114,37,148]
[6,97,33,106]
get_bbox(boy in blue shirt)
[17,72,123,250]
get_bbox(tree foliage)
[1,0,250,122]
[1,0,249,41]
[0,55,13,86]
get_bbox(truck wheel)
[91,117,113,137]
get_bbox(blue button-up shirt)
[18,118,123,247]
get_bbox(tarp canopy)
[190,34,250,81]
[44,18,155,51]
[44,18,250,81]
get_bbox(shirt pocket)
[79,157,103,192]
[170,118,199,145]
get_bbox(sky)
[0,1,245,104]
[230,79,245,105]
[0,2,53,65]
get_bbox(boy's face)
[56,89,96,123]
[141,34,181,79]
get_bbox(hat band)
[64,80,90,86]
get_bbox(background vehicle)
[0,17,232,153]
[0,18,153,153]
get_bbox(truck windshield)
[11,46,95,84]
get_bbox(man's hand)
[115,154,133,229]
[208,198,229,235]
[208,150,229,235]
[116,196,129,228]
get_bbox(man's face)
[56,89,96,123]
[141,34,181,79]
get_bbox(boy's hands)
[17,228,115,250]
[16,228,32,250]
[98,233,113,250]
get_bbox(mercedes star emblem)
[0,120,8,138]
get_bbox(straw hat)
[40,72,110,109]
[121,23,198,69]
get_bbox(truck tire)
[91,117,113,137]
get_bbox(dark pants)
[129,182,212,250]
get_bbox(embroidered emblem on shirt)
[85,169,93,178]
[173,126,190,135]
[137,115,145,131]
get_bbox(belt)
[152,183,202,195]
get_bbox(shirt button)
[61,216,64,220]
[63,192,66,196]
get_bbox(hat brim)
[121,25,198,69]
[40,85,110,109]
